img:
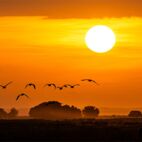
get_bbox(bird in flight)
[64,84,80,88]
[57,86,65,90]
[25,83,36,89]
[44,83,56,89]
[81,79,99,85]
[16,93,29,101]
[0,81,13,89]
[63,84,71,88]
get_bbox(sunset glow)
[0,0,141,116]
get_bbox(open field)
[0,118,142,141]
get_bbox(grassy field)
[0,118,142,141]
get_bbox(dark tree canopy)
[29,101,81,120]
[8,108,18,118]
[82,106,100,118]
[0,108,7,118]
[128,110,142,117]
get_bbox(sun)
[85,25,116,53]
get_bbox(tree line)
[0,101,100,119]
[29,101,100,119]
[0,101,142,119]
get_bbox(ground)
[0,117,142,141]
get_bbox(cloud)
[0,0,141,18]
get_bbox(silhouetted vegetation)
[128,110,142,117]
[0,108,7,118]
[29,101,82,120]
[0,108,18,119]
[8,108,18,118]
[0,102,142,141]
[82,106,100,118]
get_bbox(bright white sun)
[85,25,116,53]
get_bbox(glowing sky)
[0,0,142,115]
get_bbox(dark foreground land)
[1,118,142,141]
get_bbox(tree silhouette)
[62,105,81,119]
[29,101,81,120]
[128,110,142,117]
[8,108,18,118]
[82,106,100,118]
[0,108,7,118]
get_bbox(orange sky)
[0,0,142,17]
[0,0,142,115]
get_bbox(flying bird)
[63,84,71,88]
[25,83,36,89]
[44,83,56,89]
[64,84,80,88]
[16,93,29,101]
[81,79,99,85]
[57,86,65,90]
[0,81,13,89]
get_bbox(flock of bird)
[0,79,99,101]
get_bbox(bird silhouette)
[0,81,13,89]
[57,86,65,90]
[63,84,71,88]
[44,83,56,89]
[64,84,80,88]
[16,93,29,101]
[81,79,99,85]
[25,83,36,89]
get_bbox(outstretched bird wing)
[92,80,99,85]
[16,95,21,101]
[81,79,99,85]
[51,84,56,89]
[5,81,13,87]
[25,84,29,88]
[81,79,89,81]
[16,93,29,101]
[23,93,30,98]
[31,84,36,89]
[64,84,72,87]
[0,85,4,88]
[44,83,56,89]
[57,86,64,90]
[25,83,36,89]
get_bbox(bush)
[29,101,82,120]
[8,108,18,118]
[128,110,142,117]
[82,106,100,118]
[0,108,7,118]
